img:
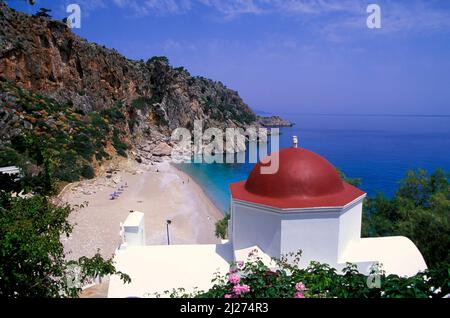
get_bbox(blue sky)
[8,0,450,115]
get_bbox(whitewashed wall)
[280,210,341,267]
[231,198,365,269]
[337,199,364,260]
[232,201,281,257]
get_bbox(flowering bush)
[193,250,449,298]
[228,273,241,285]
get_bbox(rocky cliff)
[0,1,256,140]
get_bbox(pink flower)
[229,267,237,274]
[228,273,241,285]
[233,284,250,295]
[236,261,244,269]
[295,282,306,291]
[224,294,233,298]
[294,292,305,298]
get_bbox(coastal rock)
[151,156,163,163]
[151,142,173,157]
[112,176,122,184]
[257,115,293,127]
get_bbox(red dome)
[230,147,365,209]
[245,148,345,198]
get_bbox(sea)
[176,113,450,214]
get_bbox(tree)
[337,168,362,187]
[0,192,130,297]
[363,169,450,269]
[33,8,51,18]
[362,192,398,236]
[215,214,230,239]
[147,56,170,65]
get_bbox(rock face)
[0,1,256,147]
[257,115,293,127]
[151,142,173,157]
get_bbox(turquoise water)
[176,114,450,214]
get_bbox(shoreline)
[59,158,223,261]
[172,163,228,215]
[170,163,226,216]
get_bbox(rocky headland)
[257,115,294,127]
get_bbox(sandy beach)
[59,158,223,261]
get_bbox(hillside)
[0,2,255,128]
[0,1,257,186]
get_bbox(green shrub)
[112,128,128,157]
[0,192,130,297]
[80,164,95,179]
[131,96,152,110]
[116,148,127,157]
[147,56,169,65]
[100,102,126,125]
[363,169,450,269]
[215,214,230,239]
[180,250,449,298]
[0,146,20,166]
[90,113,109,132]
